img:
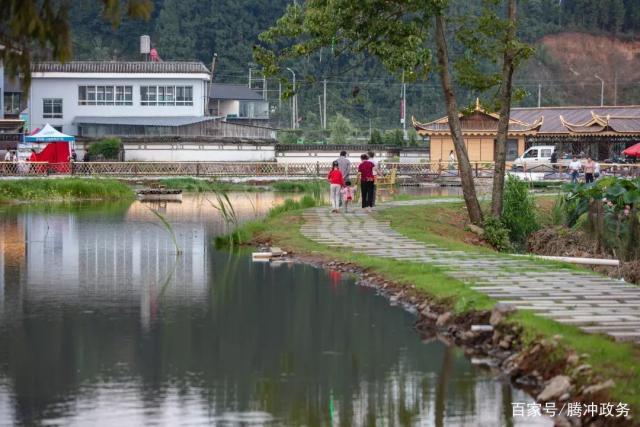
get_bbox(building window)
[141,85,193,106]
[3,92,21,115]
[78,85,132,105]
[43,98,63,118]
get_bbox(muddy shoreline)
[263,247,634,427]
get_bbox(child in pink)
[341,180,354,213]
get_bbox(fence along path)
[1,161,640,179]
[300,198,640,343]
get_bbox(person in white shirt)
[448,150,455,170]
[594,161,601,179]
[568,155,582,184]
[4,151,11,162]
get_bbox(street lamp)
[286,67,297,129]
[594,74,604,106]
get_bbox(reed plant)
[147,207,183,255]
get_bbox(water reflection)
[0,192,548,426]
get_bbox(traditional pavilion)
[413,101,640,162]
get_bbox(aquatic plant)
[147,207,183,255]
[207,190,241,247]
[0,178,134,203]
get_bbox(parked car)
[512,146,568,170]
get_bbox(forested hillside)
[66,0,640,134]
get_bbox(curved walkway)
[300,199,640,343]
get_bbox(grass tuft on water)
[160,177,325,194]
[0,178,134,203]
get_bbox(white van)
[512,145,558,169]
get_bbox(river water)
[0,192,548,426]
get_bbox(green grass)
[270,180,324,193]
[377,202,593,272]
[159,177,325,194]
[221,204,640,415]
[0,178,134,203]
[159,178,261,192]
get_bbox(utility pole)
[286,67,296,129]
[248,67,252,87]
[263,76,268,101]
[401,71,407,140]
[595,74,604,106]
[323,79,327,130]
[537,83,542,108]
[402,81,407,140]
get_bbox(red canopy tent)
[25,124,74,172]
[623,143,640,157]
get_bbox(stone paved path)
[300,199,640,343]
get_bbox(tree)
[328,113,354,145]
[0,0,152,91]
[369,129,383,145]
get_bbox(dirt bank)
[527,226,640,285]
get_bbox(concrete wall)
[275,149,392,165]
[218,100,239,117]
[30,76,208,135]
[123,142,275,162]
[429,135,525,162]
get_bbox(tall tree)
[0,0,152,90]
[433,13,483,224]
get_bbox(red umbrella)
[623,143,640,157]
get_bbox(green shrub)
[369,129,383,145]
[501,175,539,249]
[87,138,121,159]
[482,217,512,252]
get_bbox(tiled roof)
[210,83,264,100]
[73,116,218,126]
[511,106,640,134]
[414,105,640,136]
[32,61,210,74]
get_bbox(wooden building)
[413,102,640,161]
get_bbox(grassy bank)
[0,178,134,203]
[219,201,640,416]
[159,177,324,194]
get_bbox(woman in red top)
[358,154,375,211]
[327,160,344,213]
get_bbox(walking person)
[341,181,354,213]
[367,150,380,207]
[584,156,595,183]
[550,149,558,172]
[568,155,581,184]
[358,154,375,212]
[327,161,344,213]
[448,150,455,170]
[336,150,350,181]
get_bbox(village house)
[209,83,270,124]
[29,61,211,136]
[413,100,640,162]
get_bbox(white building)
[209,83,269,121]
[29,61,210,136]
